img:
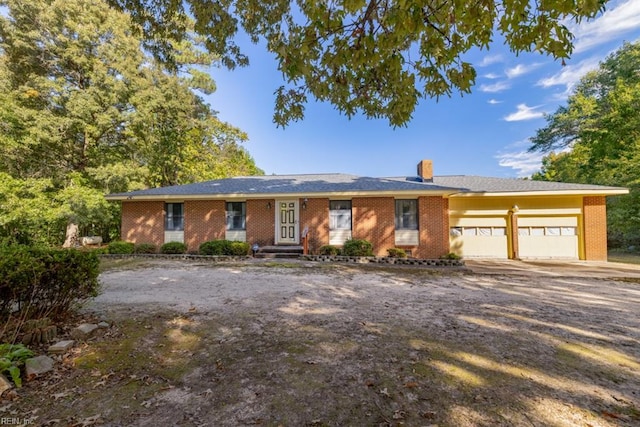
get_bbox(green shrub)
[387,248,407,258]
[134,243,157,254]
[160,242,187,254]
[0,343,34,387]
[318,245,341,255]
[0,246,100,321]
[342,239,374,257]
[228,241,250,256]
[440,252,461,260]
[199,240,230,255]
[107,241,134,254]
[199,240,249,256]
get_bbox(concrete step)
[254,252,301,259]
[259,245,303,254]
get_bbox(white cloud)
[536,56,601,92]
[478,54,504,67]
[572,0,640,53]
[496,150,545,177]
[483,72,500,79]
[503,104,545,122]
[505,64,527,79]
[505,63,540,79]
[488,99,502,105]
[479,81,511,93]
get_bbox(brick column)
[246,199,276,246]
[416,196,449,258]
[299,198,330,252]
[184,200,226,252]
[352,197,395,256]
[583,196,608,261]
[121,201,164,246]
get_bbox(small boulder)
[25,355,55,380]
[71,323,99,340]
[97,321,110,329]
[0,374,13,396]
[48,340,75,355]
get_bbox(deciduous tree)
[110,0,608,126]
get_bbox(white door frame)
[275,199,299,244]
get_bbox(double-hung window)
[226,202,246,230]
[165,203,184,231]
[330,200,352,230]
[395,199,418,230]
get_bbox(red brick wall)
[352,197,395,256]
[184,200,226,252]
[414,196,449,258]
[246,199,275,246]
[121,201,164,246]
[583,196,608,261]
[300,198,330,252]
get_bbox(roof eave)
[105,188,460,201]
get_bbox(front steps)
[254,245,303,259]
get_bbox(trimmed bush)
[199,240,249,256]
[107,241,134,254]
[318,245,341,256]
[134,243,157,254]
[387,248,407,258]
[342,239,374,257]
[440,252,461,260]
[199,240,230,255]
[160,242,187,254]
[228,241,250,256]
[0,246,100,321]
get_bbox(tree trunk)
[62,222,79,248]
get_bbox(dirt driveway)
[13,259,640,426]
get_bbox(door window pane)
[492,227,506,236]
[561,227,576,236]
[546,227,561,236]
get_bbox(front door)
[277,200,299,244]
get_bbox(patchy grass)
[608,250,640,265]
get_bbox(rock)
[97,321,110,329]
[21,333,32,345]
[25,355,55,379]
[71,323,99,340]
[0,374,13,396]
[48,340,75,354]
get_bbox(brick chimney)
[417,160,433,182]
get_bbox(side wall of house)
[121,201,164,246]
[583,196,608,261]
[352,197,396,256]
[184,200,226,252]
[300,198,330,252]
[246,199,276,247]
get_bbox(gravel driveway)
[22,258,637,426]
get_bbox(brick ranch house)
[105,160,627,261]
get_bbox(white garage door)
[450,217,508,259]
[518,216,579,259]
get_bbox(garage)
[449,216,509,259]
[517,216,579,259]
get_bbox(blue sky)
[206,0,640,179]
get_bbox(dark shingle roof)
[430,175,625,193]
[107,174,458,199]
[106,173,627,199]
